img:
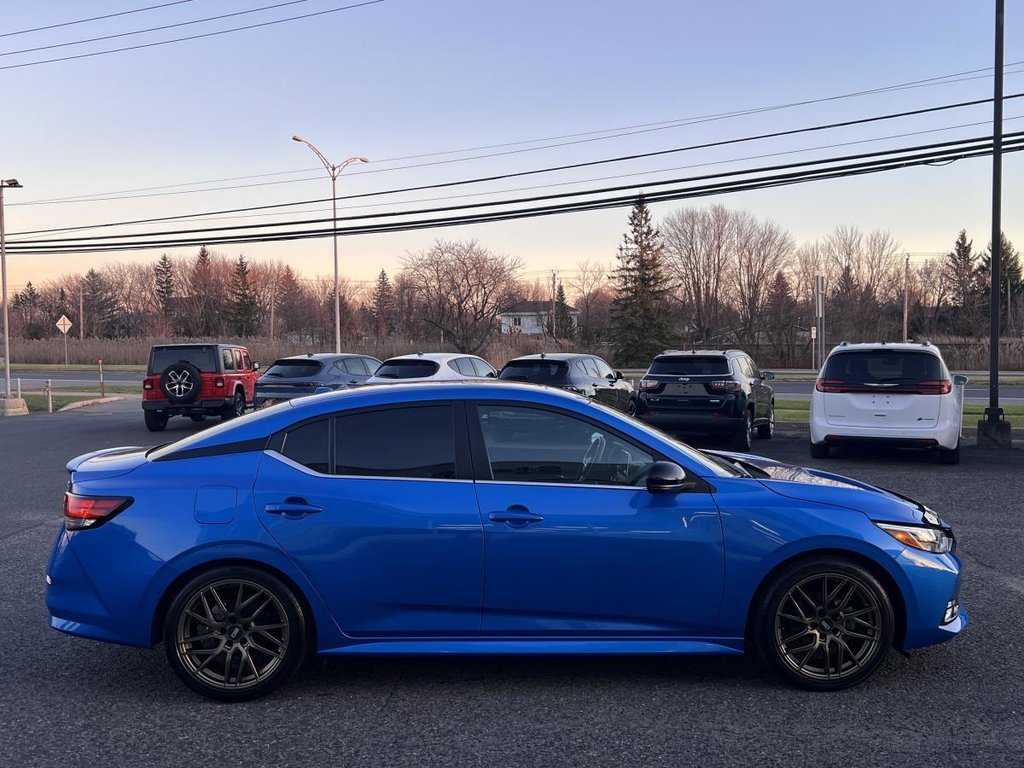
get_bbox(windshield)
[263,359,324,378]
[373,359,441,379]
[499,360,570,384]
[823,350,944,385]
[149,346,219,373]
[649,356,730,376]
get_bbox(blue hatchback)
[46,382,965,701]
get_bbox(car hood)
[704,449,941,526]
[67,446,149,482]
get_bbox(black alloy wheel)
[731,411,753,451]
[160,362,201,405]
[757,404,775,439]
[164,566,308,702]
[755,558,894,690]
[221,390,245,421]
[144,410,168,432]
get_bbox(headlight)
[876,523,953,554]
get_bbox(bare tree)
[733,212,794,346]
[569,259,612,344]
[401,239,523,353]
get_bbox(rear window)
[499,359,570,385]
[823,351,944,384]
[149,346,219,373]
[264,359,324,378]
[374,359,440,379]
[648,356,730,376]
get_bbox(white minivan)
[809,342,967,464]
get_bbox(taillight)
[915,380,952,395]
[709,380,742,393]
[639,379,659,390]
[63,493,133,531]
[214,377,225,388]
[815,378,846,392]
[143,379,153,390]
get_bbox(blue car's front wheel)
[163,566,308,701]
[756,558,894,691]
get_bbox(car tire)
[809,440,830,459]
[756,404,775,439]
[731,411,753,451]
[159,362,201,405]
[754,557,894,691]
[221,390,245,421]
[190,414,205,423]
[938,440,960,465]
[163,566,308,702]
[627,397,637,417]
[144,410,168,432]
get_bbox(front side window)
[470,358,496,378]
[233,350,244,371]
[593,357,615,380]
[450,358,477,376]
[476,405,653,486]
[222,349,236,371]
[242,352,253,371]
[335,406,456,479]
[341,358,368,376]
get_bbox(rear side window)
[281,419,330,474]
[823,351,944,385]
[450,358,477,376]
[499,360,570,385]
[149,346,219,373]
[335,406,456,479]
[649,356,730,376]
[265,359,324,378]
[341,358,368,376]
[374,359,440,379]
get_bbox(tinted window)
[222,349,236,371]
[477,405,653,486]
[242,352,253,371]
[745,357,761,378]
[281,419,330,474]
[499,359,570,385]
[341,358,368,375]
[823,351,944,385]
[233,350,244,370]
[592,357,615,379]
[471,357,496,377]
[335,406,456,479]
[374,359,440,379]
[450,358,477,376]
[265,359,324,378]
[362,357,382,374]
[149,346,219,373]
[649,356,730,376]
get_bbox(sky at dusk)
[2,0,1023,295]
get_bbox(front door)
[471,403,725,635]
[254,403,484,636]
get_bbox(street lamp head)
[1,179,21,187]
[358,157,369,163]
[291,135,305,143]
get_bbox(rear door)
[819,350,944,429]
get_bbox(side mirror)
[646,461,696,494]
[953,374,969,386]
[614,370,624,380]
[762,371,774,380]
[253,362,260,371]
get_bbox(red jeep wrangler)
[142,343,259,432]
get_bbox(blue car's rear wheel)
[164,566,308,701]
[756,558,894,690]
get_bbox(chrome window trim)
[265,450,472,484]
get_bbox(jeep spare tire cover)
[160,362,201,404]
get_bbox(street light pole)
[1,179,24,401]
[291,135,367,354]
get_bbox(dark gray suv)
[633,349,775,450]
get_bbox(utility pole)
[902,253,910,342]
[550,270,556,338]
[79,282,84,340]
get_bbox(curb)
[58,396,127,412]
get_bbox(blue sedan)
[46,382,965,701]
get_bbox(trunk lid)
[66,446,149,482]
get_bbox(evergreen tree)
[977,231,1023,333]
[82,269,118,338]
[154,253,175,316]
[371,269,395,336]
[187,245,223,336]
[13,282,46,339]
[609,196,675,366]
[941,230,983,335]
[227,255,261,337]
[554,281,574,338]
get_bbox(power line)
[13,62,1024,206]
[8,134,1023,254]
[0,1,309,57]
[0,1,193,38]
[0,0,387,71]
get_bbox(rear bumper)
[142,399,230,414]
[635,411,744,435]
[809,421,960,450]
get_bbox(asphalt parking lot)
[1,400,1022,768]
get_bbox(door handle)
[265,498,322,517]
[489,507,544,526]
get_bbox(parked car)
[633,349,775,450]
[254,353,382,406]
[810,341,967,463]
[364,352,496,384]
[142,343,259,432]
[49,381,964,701]
[498,353,634,413]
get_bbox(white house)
[499,300,579,336]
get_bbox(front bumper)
[896,547,967,650]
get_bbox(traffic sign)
[56,315,73,335]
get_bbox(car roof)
[508,353,590,362]
[275,353,362,362]
[827,342,943,356]
[382,352,480,363]
[655,349,743,358]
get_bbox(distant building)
[499,300,579,336]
